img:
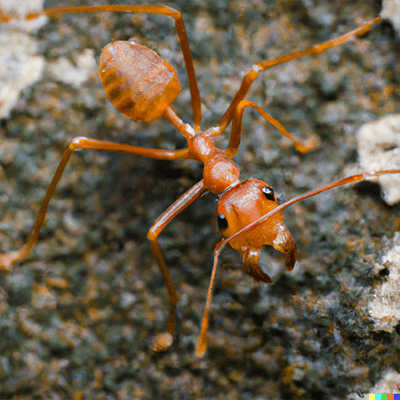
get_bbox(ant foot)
[149,332,173,352]
[295,135,321,154]
[0,252,19,272]
[195,334,208,357]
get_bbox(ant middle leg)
[225,99,320,159]
[212,17,382,135]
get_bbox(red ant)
[0,5,399,356]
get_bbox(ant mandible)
[0,5,399,357]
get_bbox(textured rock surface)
[0,0,399,398]
[356,114,400,205]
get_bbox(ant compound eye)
[262,186,275,201]
[217,214,228,230]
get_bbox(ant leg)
[147,180,206,351]
[225,99,320,159]
[0,5,201,132]
[0,137,191,271]
[213,17,382,134]
[195,244,220,357]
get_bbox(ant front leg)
[146,180,206,351]
[0,138,190,271]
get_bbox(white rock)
[368,232,400,332]
[356,114,400,205]
[382,0,400,35]
[0,0,47,118]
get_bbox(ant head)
[216,178,297,279]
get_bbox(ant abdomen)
[99,41,180,122]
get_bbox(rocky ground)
[0,0,399,399]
